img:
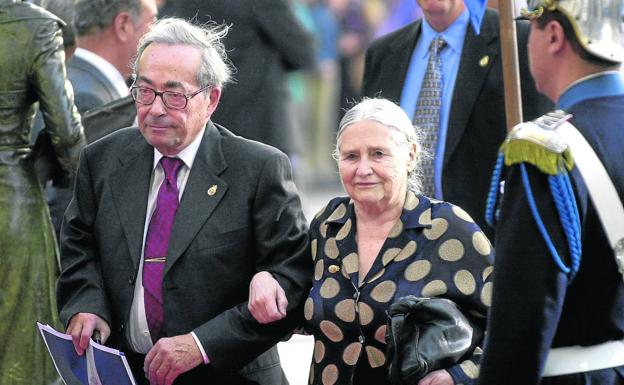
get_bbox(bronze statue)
[0,1,85,384]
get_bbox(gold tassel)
[502,140,574,175]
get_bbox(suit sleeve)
[57,147,112,328]
[252,0,315,71]
[193,151,311,371]
[478,164,569,385]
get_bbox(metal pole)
[498,0,523,131]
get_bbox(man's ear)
[206,87,222,116]
[546,20,566,55]
[113,11,133,43]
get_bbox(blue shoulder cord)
[485,153,581,280]
[520,164,581,279]
[485,153,505,227]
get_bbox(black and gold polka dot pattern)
[305,192,494,385]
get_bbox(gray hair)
[132,17,232,89]
[74,0,141,36]
[334,98,428,194]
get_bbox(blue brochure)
[38,323,136,385]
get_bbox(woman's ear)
[407,143,418,172]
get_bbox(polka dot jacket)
[304,192,494,385]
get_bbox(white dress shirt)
[127,127,209,363]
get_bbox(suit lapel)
[165,122,229,274]
[110,133,153,270]
[444,10,498,167]
[73,55,123,100]
[385,21,422,102]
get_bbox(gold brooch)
[328,265,340,273]
[479,55,489,67]
[207,185,218,196]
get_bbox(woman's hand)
[248,271,288,324]
[417,369,454,385]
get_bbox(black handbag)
[385,296,482,384]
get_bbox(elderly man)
[57,17,311,385]
[479,1,624,384]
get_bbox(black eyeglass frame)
[130,84,211,110]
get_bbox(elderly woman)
[250,98,493,385]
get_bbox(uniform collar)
[557,71,624,109]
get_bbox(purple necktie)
[143,157,183,343]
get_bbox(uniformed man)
[478,1,624,384]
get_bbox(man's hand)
[418,369,454,385]
[248,271,288,324]
[66,313,111,355]
[144,334,203,385]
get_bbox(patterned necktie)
[413,35,446,197]
[143,157,183,343]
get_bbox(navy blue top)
[479,72,624,385]
[305,192,494,385]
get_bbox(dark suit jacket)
[362,9,553,238]
[479,95,624,385]
[57,122,311,385]
[163,0,314,154]
[67,53,124,113]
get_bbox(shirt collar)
[152,125,206,171]
[74,47,129,97]
[420,8,469,59]
[557,71,624,109]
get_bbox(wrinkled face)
[338,120,414,209]
[135,43,220,156]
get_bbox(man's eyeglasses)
[130,85,211,110]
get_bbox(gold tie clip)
[145,257,166,263]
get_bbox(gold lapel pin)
[328,265,340,274]
[479,55,490,67]
[207,185,218,196]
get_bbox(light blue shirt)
[400,9,469,199]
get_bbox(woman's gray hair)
[334,98,428,194]
[132,17,233,89]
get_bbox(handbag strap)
[555,116,624,282]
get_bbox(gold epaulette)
[501,110,575,175]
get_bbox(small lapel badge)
[207,185,218,196]
[479,55,490,67]
[328,265,340,274]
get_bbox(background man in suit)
[68,0,157,113]
[161,0,314,159]
[46,0,157,240]
[362,0,552,238]
[57,17,311,385]
[479,1,624,384]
